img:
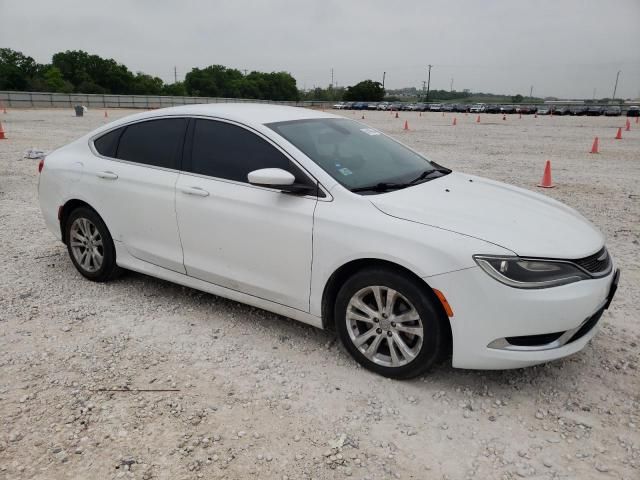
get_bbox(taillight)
[38,158,45,173]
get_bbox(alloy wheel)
[345,286,424,367]
[69,217,104,273]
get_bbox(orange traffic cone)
[104,110,108,118]
[419,112,422,117]
[534,113,538,118]
[538,160,554,188]
[452,117,457,126]
[615,127,622,140]
[590,137,599,154]
[361,114,365,120]
[0,122,6,140]
[625,118,631,131]
[395,111,399,119]
[403,120,409,130]
[502,114,506,121]
[476,115,480,123]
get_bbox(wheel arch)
[321,258,453,355]
[59,199,102,244]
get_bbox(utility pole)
[593,88,597,100]
[331,68,334,88]
[450,77,454,92]
[426,65,432,102]
[422,81,426,98]
[382,71,386,89]
[529,85,533,98]
[174,66,177,83]
[243,69,248,76]
[612,70,621,101]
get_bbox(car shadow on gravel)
[106,270,589,392]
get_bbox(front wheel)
[335,268,448,379]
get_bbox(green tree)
[343,80,385,101]
[0,48,39,90]
[52,50,135,94]
[162,81,187,96]
[132,72,164,95]
[511,94,524,103]
[43,66,73,93]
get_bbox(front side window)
[267,118,441,191]
[116,118,187,169]
[187,119,308,184]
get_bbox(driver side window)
[186,119,310,186]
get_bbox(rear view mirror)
[248,168,316,195]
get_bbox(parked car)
[39,104,619,379]
[413,103,428,112]
[367,103,379,111]
[469,104,486,113]
[454,104,469,113]
[390,103,403,111]
[343,102,355,110]
[554,106,570,116]
[333,102,346,110]
[429,104,443,112]
[604,106,622,116]
[537,105,552,115]
[485,105,500,114]
[517,105,535,114]
[569,105,588,116]
[499,105,516,114]
[627,106,640,117]
[587,106,604,116]
[377,102,390,111]
[442,104,454,112]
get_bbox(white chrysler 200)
[38,104,619,378]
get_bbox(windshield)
[267,118,439,191]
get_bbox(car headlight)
[473,255,590,289]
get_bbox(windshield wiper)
[351,167,451,194]
[351,182,411,193]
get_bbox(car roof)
[99,103,338,131]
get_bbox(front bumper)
[425,265,619,370]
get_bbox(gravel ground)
[0,108,638,480]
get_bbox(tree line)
[0,48,300,101]
[0,47,391,103]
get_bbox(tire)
[335,267,447,379]
[64,207,122,282]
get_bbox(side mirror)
[247,168,316,195]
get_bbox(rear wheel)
[65,207,121,282]
[335,268,447,379]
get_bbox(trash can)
[74,105,84,117]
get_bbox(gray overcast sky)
[2,0,639,99]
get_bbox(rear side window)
[93,128,123,158]
[116,118,187,169]
[188,119,298,183]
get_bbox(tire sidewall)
[335,268,446,379]
[65,207,116,281]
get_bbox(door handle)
[180,186,210,197]
[96,171,118,180]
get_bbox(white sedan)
[38,104,619,378]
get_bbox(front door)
[175,118,317,311]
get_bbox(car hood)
[369,172,604,259]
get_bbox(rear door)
[88,117,187,273]
[175,118,318,311]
